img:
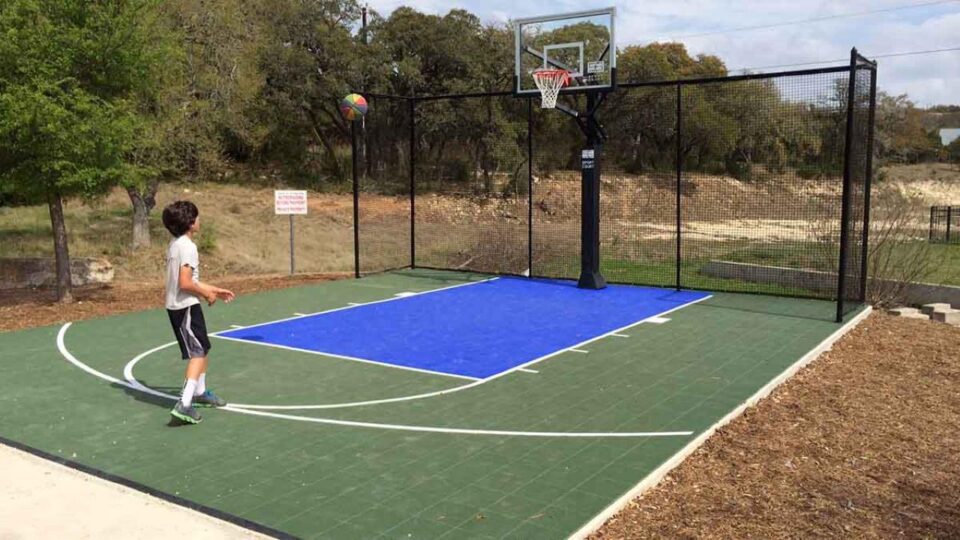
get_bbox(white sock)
[195,373,207,396]
[181,379,198,407]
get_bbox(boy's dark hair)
[162,201,199,237]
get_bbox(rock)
[0,257,113,290]
[887,307,920,317]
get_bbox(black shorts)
[167,304,211,360]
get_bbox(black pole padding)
[352,121,361,278]
[675,83,683,291]
[836,48,858,323]
[409,99,416,268]
[858,66,878,303]
[577,91,607,290]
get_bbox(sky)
[364,0,960,106]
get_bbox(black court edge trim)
[0,435,298,540]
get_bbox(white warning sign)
[274,190,308,215]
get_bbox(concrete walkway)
[0,444,265,539]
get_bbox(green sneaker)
[194,389,227,408]
[170,401,202,424]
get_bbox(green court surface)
[0,270,866,539]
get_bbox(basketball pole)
[577,90,607,290]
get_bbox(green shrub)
[796,164,823,179]
[197,222,218,254]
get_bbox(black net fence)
[839,62,875,317]
[930,206,959,244]
[676,72,850,302]
[413,95,530,276]
[354,60,876,321]
[355,95,411,275]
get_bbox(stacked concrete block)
[922,303,960,327]
[887,307,930,320]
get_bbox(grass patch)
[601,258,823,297]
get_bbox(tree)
[946,137,960,165]
[124,4,186,250]
[0,0,166,301]
[166,0,268,175]
[257,0,366,183]
[875,92,943,164]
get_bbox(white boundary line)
[212,334,479,382]
[203,293,713,410]
[570,349,589,354]
[518,368,539,374]
[56,323,693,439]
[568,306,874,539]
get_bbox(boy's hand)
[216,288,236,303]
[205,292,218,306]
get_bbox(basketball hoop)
[532,69,570,109]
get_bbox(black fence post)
[858,65,877,303]
[527,99,534,277]
[836,48,858,323]
[675,83,683,291]
[352,120,360,278]
[409,99,416,268]
[948,206,954,244]
[930,206,936,242]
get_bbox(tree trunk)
[47,190,74,303]
[126,179,159,250]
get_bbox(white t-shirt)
[165,235,201,310]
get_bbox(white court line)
[117,293,715,411]
[212,334,478,382]
[647,317,671,324]
[569,306,875,538]
[57,323,693,439]
[394,292,416,297]
[222,406,692,438]
[518,368,539,374]
[124,342,478,411]
[293,313,306,316]
[611,333,630,338]
[213,277,499,336]
[229,325,244,329]
[347,303,363,306]
[224,294,713,410]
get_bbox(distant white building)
[941,128,960,146]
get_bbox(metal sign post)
[274,190,308,275]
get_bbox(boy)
[162,201,235,424]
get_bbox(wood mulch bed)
[0,273,347,333]
[592,312,960,539]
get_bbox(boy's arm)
[178,266,235,304]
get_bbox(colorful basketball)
[339,94,368,121]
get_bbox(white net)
[532,69,570,109]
